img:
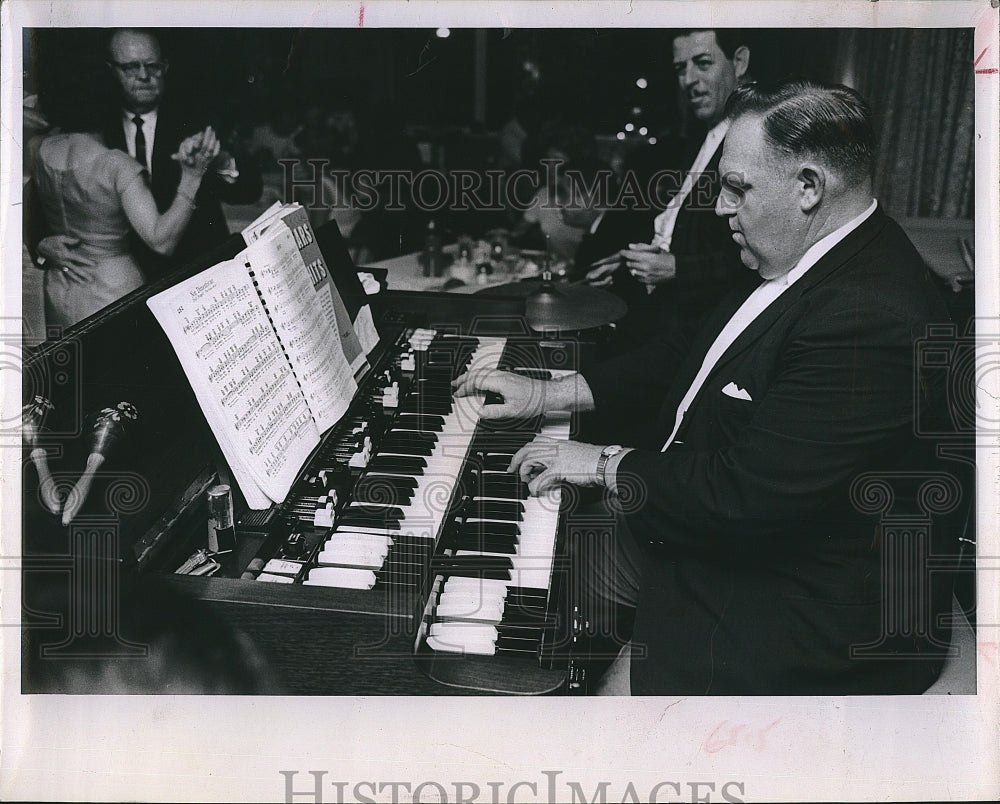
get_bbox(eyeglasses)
[110,60,167,78]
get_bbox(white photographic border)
[1,2,997,802]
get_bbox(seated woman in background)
[31,104,220,329]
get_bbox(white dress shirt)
[651,120,730,252]
[660,199,878,451]
[122,109,158,174]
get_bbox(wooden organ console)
[20,225,591,695]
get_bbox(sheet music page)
[245,225,358,432]
[241,199,286,243]
[147,256,320,507]
[281,204,369,376]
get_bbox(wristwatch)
[596,444,625,487]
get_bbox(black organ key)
[363,473,418,489]
[435,565,512,582]
[352,484,413,505]
[394,414,445,432]
[452,535,518,554]
[378,439,435,457]
[354,474,418,491]
[474,432,536,451]
[459,520,521,539]
[480,453,515,471]
[366,455,427,474]
[468,501,524,521]
[339,510,403,528]
[388,429,437,445]
[478,477,530,500]
[399,400,452,416]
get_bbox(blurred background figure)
[33,29,262,284]
[24,573,280,694]
[31,78,221,328]
[513,120,599,262]
[558,156,658,282]
[21,91,51,346]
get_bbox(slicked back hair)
[671,29,750,60]
[724,79,877,184]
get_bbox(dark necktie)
[133,115,148,170]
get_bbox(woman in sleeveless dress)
[33,126,220,328]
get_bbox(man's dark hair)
[671,29,751,60]
[724,78,877,182]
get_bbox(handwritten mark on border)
[974,47,998,75]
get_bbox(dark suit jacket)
[582,207,956,694]
[572,208,659,280]
[602,140,755,354]
[103,100,262,277]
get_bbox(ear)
[797,163,825,212]
[732,46,750,82]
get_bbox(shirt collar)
[705,119,730,145]
[123,108,158,127]
[774,199,878,287]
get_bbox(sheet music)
[147,257,320,508]
[245,203,369,376]
[241,200,286,243]
[247,226,358,431]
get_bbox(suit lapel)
[680,144,723,214]
[654,277,759,435]
[103,111,127,152]
[656,206,888,441]
[709,206,887,371]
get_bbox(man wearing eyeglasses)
[36,29,261,279]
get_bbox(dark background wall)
[24,26,973,219]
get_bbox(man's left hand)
[621,242,677,286]
[508,436,605,495]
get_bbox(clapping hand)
[620,242,676,287]
[172,126,221,175]
[585,252,623,286]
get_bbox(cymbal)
[479,279,629,331]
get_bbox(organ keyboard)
[21,230,588,695]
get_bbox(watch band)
[596,444,625,487]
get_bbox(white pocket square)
[721,381,752,401]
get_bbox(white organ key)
[426,636,496,656]
[316,544,389,565]
[312,334,507,589]
[443,576,509,598]
[429,622,498,642]
[435,600,505,623]
[304,567,377,589]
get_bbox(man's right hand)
[37,235,95,271]
[451,369,549,420]
[585,254,621,287]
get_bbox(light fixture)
[616,132,626,141]
[639,126,648,136]
[636,77,648,89]
[625,123,635,133]
[648,137,657,145]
